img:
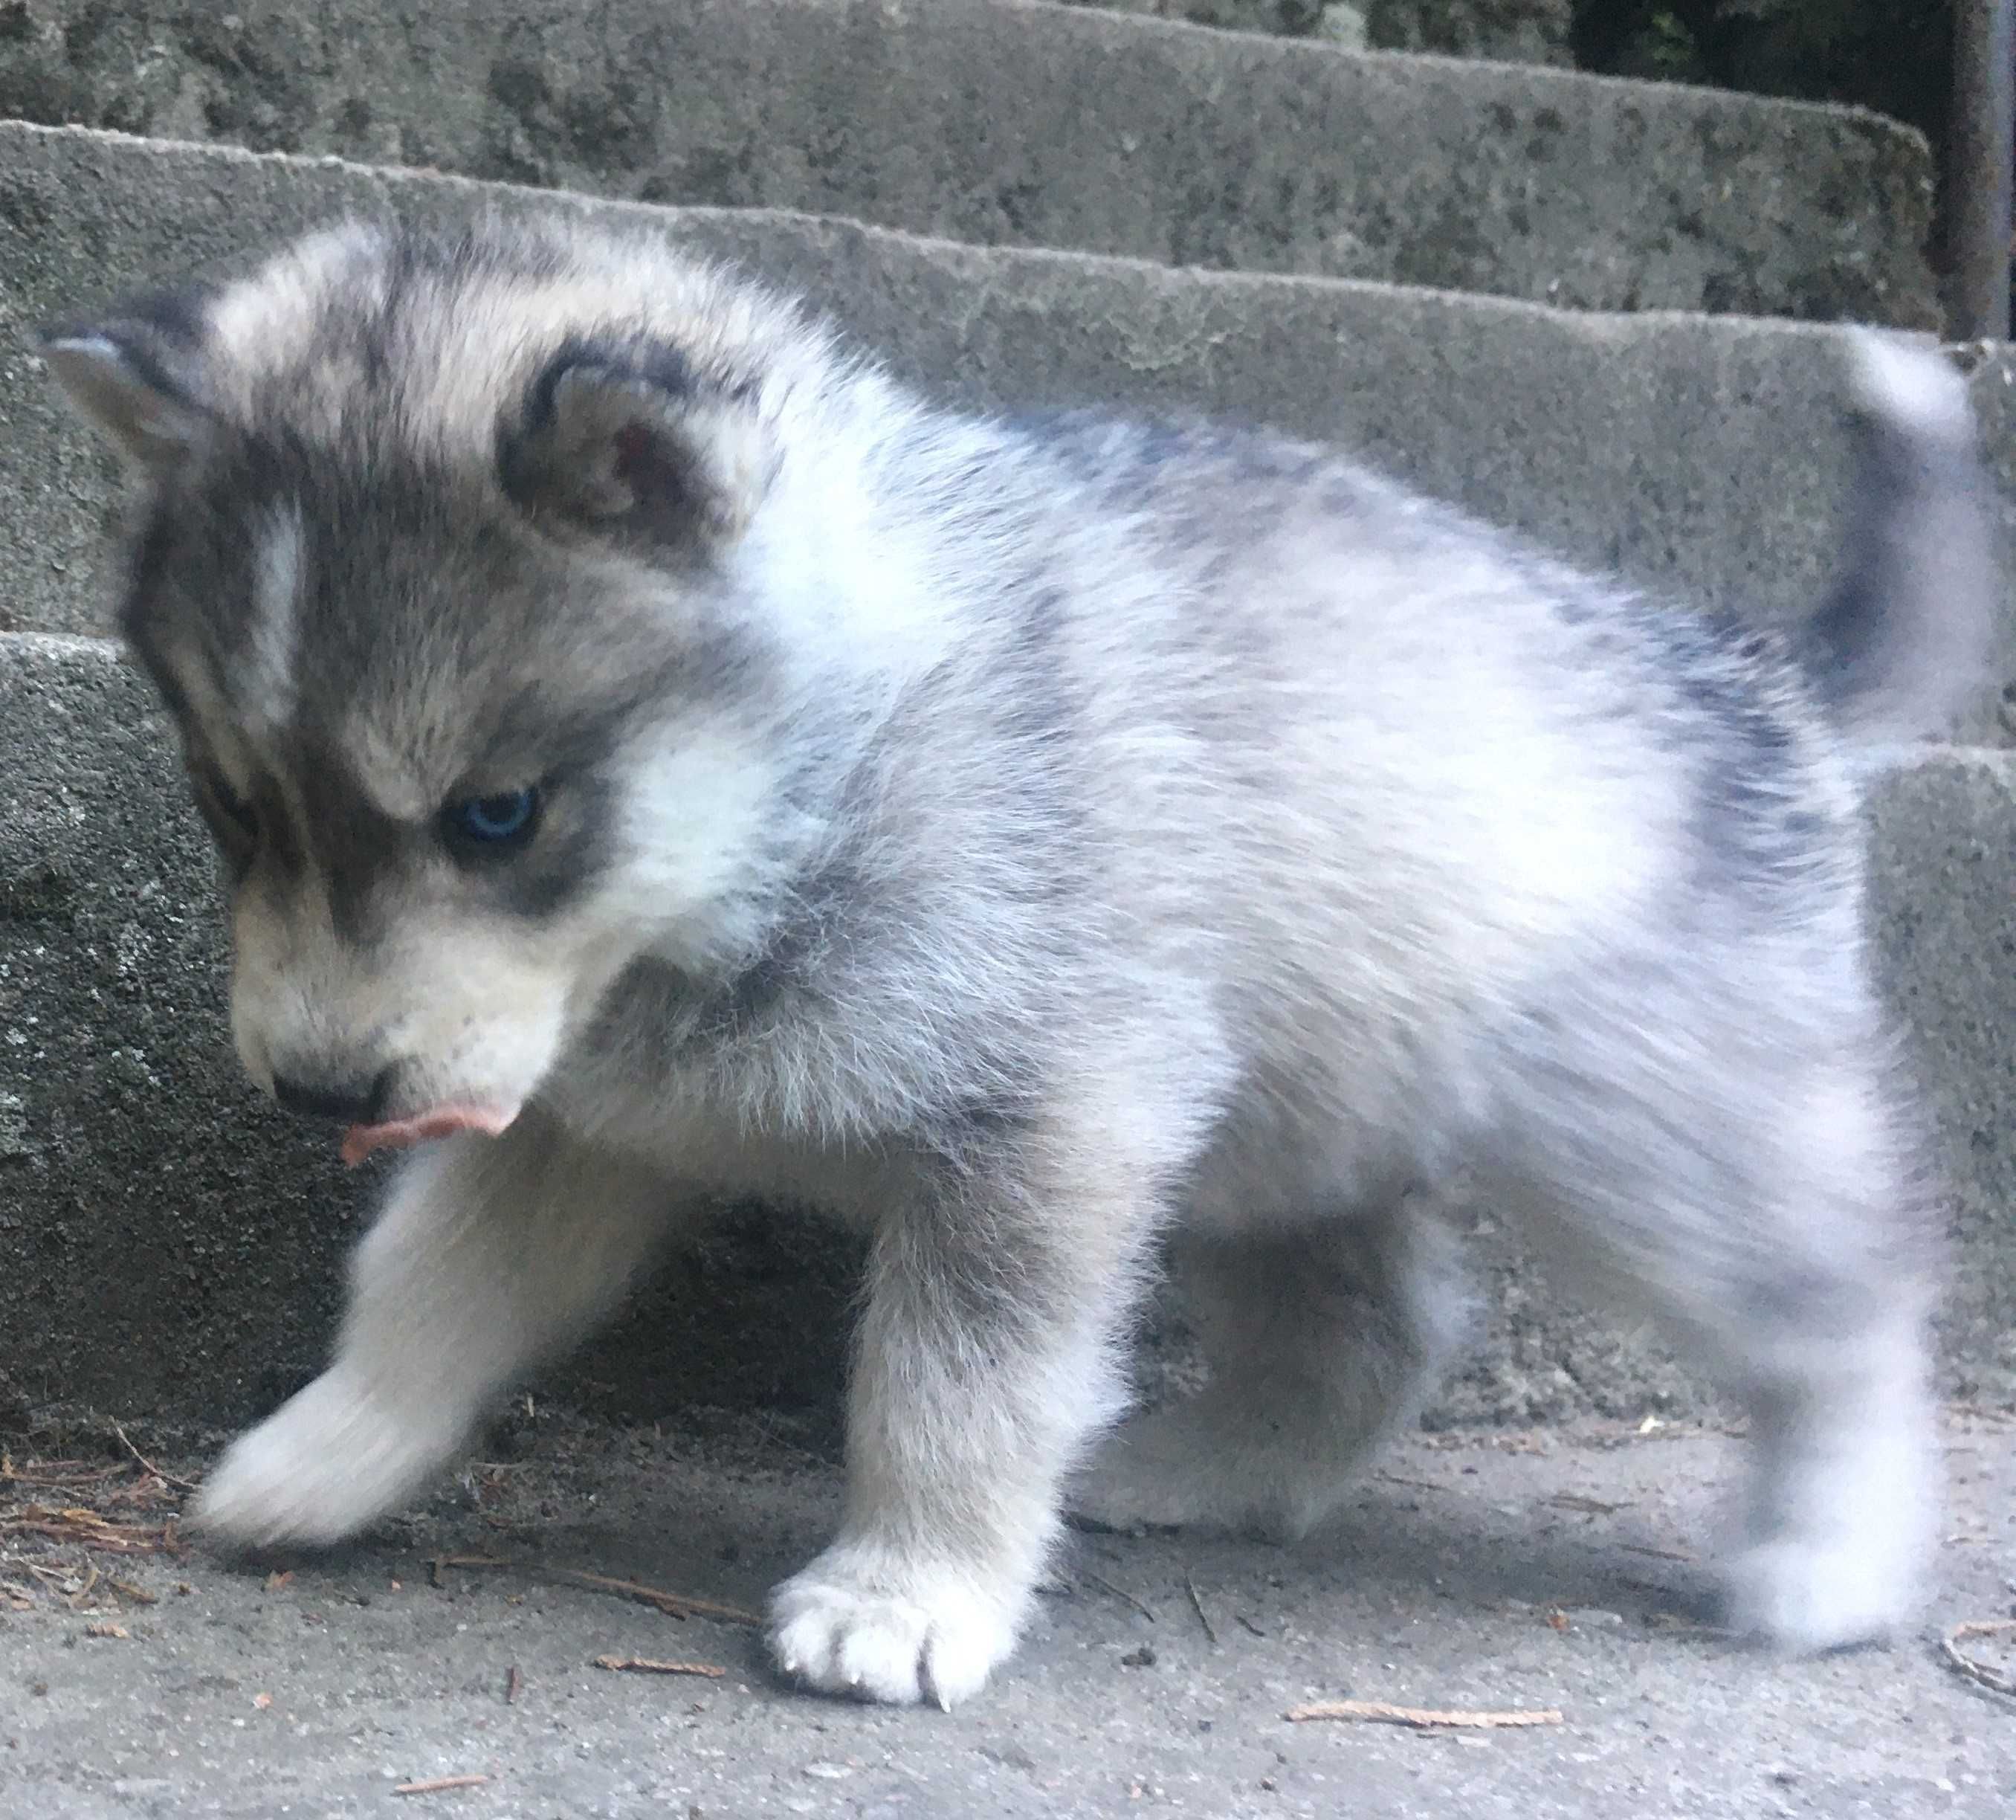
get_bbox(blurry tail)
[1797,331,2000,748]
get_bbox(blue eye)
[442,787,540,851]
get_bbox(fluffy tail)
[1797,330,2001,747]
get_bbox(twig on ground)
[1287,1700,1563,1729]
[1,1462,126,1488]
[1080,1569,1157,1624]
[593,1655,728,1678]
[1377,1472,1451,1493]
[1642,1612,1730,1636]
[111,1422,201,1493]
[430,1553,760,1626]
[1942,1619,2016,1698]
[557,1567,760,1626]
[392,1774,492,1795]
[69,1563,103,1610]
[1183,1570,1217,1645]
[0,1506,180,1555]
[505,1665,521,1706]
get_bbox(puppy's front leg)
[195,1110,679,1548]
[771,1112,1157,1708]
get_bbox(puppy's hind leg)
[193,1110,682,1548]
[1714,1058,1942,1653]
[1070,1202,1470,1540]
[1504,1024,1941,1655]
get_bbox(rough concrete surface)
[0,0,1936,324]
[1867,749,2016,1404]
[3,1411,2014,1818]
[2,126,2007,725]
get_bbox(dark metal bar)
[1951,0,2015,340]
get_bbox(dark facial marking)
[114,282,216,354]
[477,767,617,920]
[41,280,216,403]
[289,738,409,946]
[187,760,259,868]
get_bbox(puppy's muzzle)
[272,1065,396,1128]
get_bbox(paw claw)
[768,1546,1021,1708]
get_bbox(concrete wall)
[0,0,1936,324]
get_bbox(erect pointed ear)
[498,338,780,550]
[41,289,216,478]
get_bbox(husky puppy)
[45,216,1993,1708]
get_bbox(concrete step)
[0,0,1936,325]
[1053,0,1575,68]
[3,633,2011,1424]
[6,124,2009,724]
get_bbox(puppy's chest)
[536,1000,896,1218]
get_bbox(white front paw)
[192,1369,462,1549]
[769,1546,1024,1708]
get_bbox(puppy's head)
[45,219,842,1161]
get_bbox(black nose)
[271,1067,392,1126]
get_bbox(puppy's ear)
[499,338,779,550]
[42,288,215,478]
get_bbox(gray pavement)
[5,1410,2014,1818]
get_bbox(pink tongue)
[340,1104,517,1167]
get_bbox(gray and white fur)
[44,216,1996,1707]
